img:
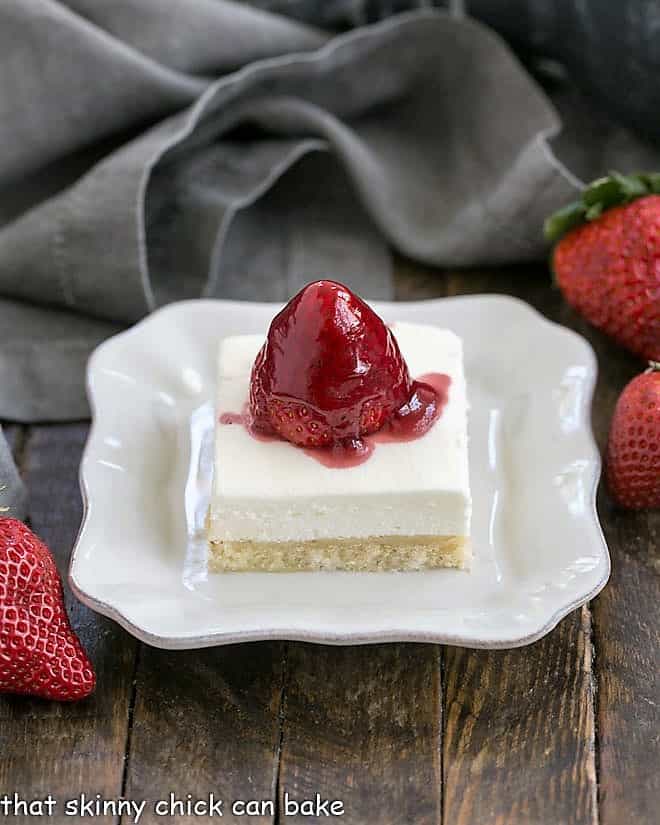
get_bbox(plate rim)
[69,294,611,649]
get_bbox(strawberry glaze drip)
[219,281,452,468]
[219,371,450,468]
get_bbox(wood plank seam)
[439,647,445,825]
[273,643,289,825]
[586,603,601,825]
[119,643,143,825]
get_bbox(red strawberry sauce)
[219,371,450,468]
[219,280,452,468]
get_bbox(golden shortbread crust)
[208,534,470,573]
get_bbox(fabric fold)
[60,0,327,74]
[1,0,206,186]
[1,10,579,326]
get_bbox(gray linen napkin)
[1,1,659,517]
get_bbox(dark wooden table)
[1,261,658,825]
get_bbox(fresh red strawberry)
[249,280,412,448]
[0,518,95,701]
[606,365,660,509]
[545,172,660,361]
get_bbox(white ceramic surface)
[70,295,610,649]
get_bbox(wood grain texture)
[122,642,285,824]
[594,503,660,825]
[443,607,597,825]
[530,267,660,825]
[394,262,599,825]
[0,424,137,825]
[581,312,660,825]
[277,643,442,825]
[395,261,659,824]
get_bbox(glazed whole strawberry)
[0,518,95,701]
[248,279,438,449]
[545,172,660,361]
[606,365,660,509]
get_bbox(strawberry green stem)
[544,172,660,243]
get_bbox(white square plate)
[70,295,610,649]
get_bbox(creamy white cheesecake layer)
[208,322,471,543]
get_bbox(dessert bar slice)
[207,282,470,572]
